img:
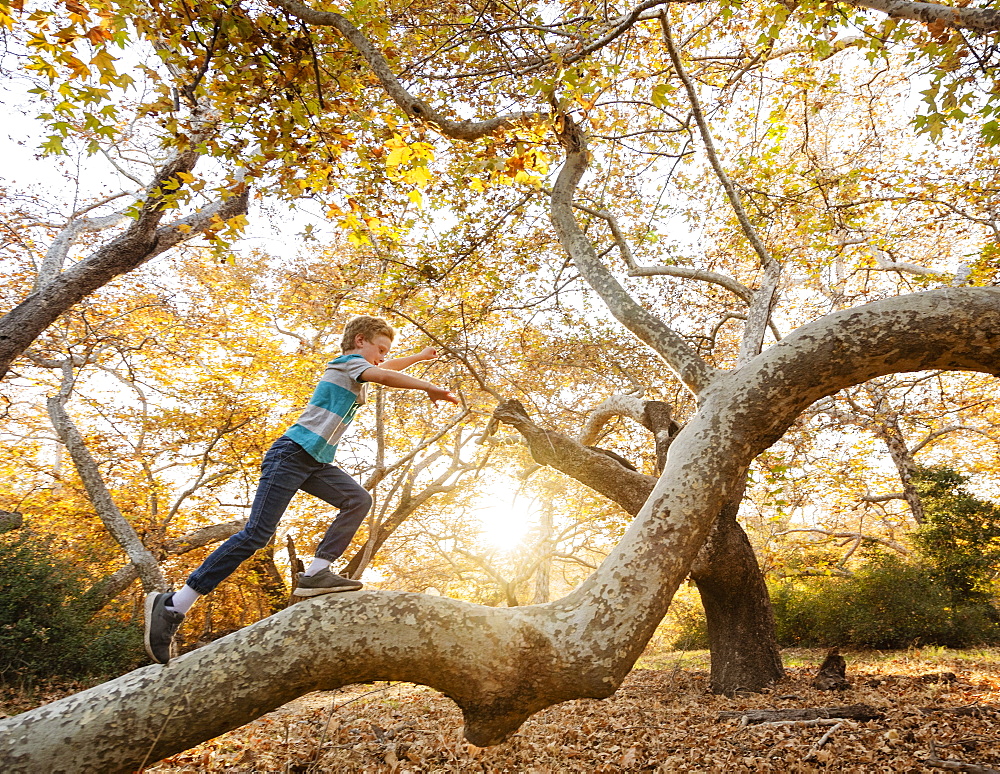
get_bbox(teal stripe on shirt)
[284,424,339,464]
[309,379,360,414]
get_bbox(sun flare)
[472,476,540,552]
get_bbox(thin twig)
[803,721,844,761]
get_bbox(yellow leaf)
[407,189,423,208]
[403,165,433,188]
[386,145,411,167]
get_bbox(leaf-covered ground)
[131,648,1000,772]
[2,648,998,771]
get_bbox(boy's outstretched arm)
[362,366,459,405]
[381,346,438,372]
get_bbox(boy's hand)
[426,386,460,405]
[418,346,438,361]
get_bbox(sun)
[472,475,541,552]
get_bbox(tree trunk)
[532,507,554,604]
[689,478,784,694]
[875,414,926,524]
[245,541,288,616]
[0,511,23,533]
[2,287,998,772]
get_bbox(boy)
[143,315,458,664]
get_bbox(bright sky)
[472,474,542,552]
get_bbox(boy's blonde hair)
[340,315,396,353]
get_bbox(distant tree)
[913,467,1000,604]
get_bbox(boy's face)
[354,333,393,366]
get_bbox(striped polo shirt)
[282,354,373,463]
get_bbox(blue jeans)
[186,436,372,595]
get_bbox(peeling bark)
[874,415,926,524]
[2,288,999,771]
[842,0,1000,32]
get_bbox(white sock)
[168,584,201,615]
[304,558,332,577]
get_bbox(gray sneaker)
[144,591,184,664]
[295,569,363,596]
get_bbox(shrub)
[665,586,709,650]
[0,528,143,684]
[771,554,1000,649]
[912,467,1000,604]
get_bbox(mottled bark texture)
[875,415,926,524]
[2,288,999,772]
[492,398,783,694]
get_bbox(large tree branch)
[551,118,718,396]
[46,363,167,593]
[0,153,249,380]
[578,393,653,444]
[627,261,756,303]
[271,0,544,140]
[3,288,999,771]
[492,399,656,514]
[34,209,129,291]
[841,0,1000,32]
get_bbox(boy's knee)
[240,525,276,552]
[341,487,372,520]
[355,488,373,514]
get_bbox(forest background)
[0,0,999,766]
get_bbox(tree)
[2,288,998,771]
[1,0,999,769]
[913,466,1000,603]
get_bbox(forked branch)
[550,116,719,396]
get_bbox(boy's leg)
[143,437,318,663]
[294,466,372,596]
[185,437,319,595]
